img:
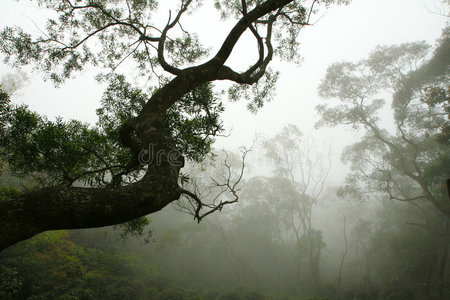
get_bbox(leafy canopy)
[317,29,450,217]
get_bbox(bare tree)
[265,124,331,288]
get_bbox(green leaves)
[0,229,157,299]
[165,33,209,67]
[420,85,450,145]
[113,216,153,243]
[0,88,10,129]
[228,69,279,113]
[0,267,22,299]
[164,81,225,161]
[0,26,42,66]
[1,106,104,186]
[98,74,225,162]
[0,0,207,85]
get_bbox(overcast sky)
[0,0,448,185]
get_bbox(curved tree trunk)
[0,159,182,251]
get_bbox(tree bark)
[0,161,182,251]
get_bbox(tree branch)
[216,11,276,84]
[179,146,251,222]
[209,0,290,68]
[156,1,193,75]
[0,162,182,251]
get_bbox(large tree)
[0,0,346,251]
[316,29,450,298]
[317,32,450,218]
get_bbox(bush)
[59,288,95,300]
[144,287,160,299]
[0,267,22,299]
[159,286,188,300]
[217,291,240,300]
[202,289,220,300]
[384,290,414,300]
[216,286,265,300]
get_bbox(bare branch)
[179,145,253,222]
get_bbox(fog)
[0,0,449,299]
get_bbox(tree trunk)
[337,218,348,300]
[310,250,321,287]
[437,218,450,299]
[424,252,436,300]
[0,160,182,251]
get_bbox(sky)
[0,0,448,185]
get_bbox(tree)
[264,125,331,289]
[317,34,449,217]
[316,28,450,297]
[0,0,348,251]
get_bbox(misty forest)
[0,0,449,299]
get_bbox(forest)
[0,0,449,299]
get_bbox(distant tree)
[317,33,450,217]
[335,217,347,299]
[337,191,448,299]
[264,125,331,289]
[0,0,348,251]
[317,28,450,298]
[224,175,300,292]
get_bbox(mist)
[0,0,449,299]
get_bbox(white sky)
[0,0,448,185]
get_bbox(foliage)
[1,104,109,187]
[1,177,449,299]
[97,74,225,163]
[0,86,10,128]
[0,225,273,299]
[0,267,22,299]
[317,30,450,298]
[0,69,223,236]
[0,230,171,299]
[0,73,223,188]
[228,69,279,113]
[0,187,21,201]
[112,216,153,242]
[420,85,450,145]
[159,286,188,300]
[317,33,450,218]
[0,0,344,94]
